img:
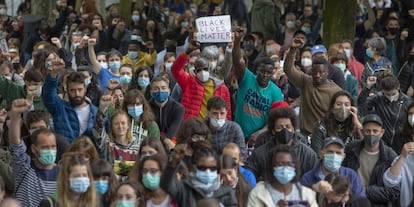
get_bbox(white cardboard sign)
[195,15,232,43]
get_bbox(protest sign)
[195,15,232,43]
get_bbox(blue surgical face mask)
[109,61,121,71]
[116,200,136,207]
[334,63,347,72]
[73,42,80,49]
[38,149,57,165]
[181,21,189,28]
[301,27,311,34]
[70,177,90,193]
[94,180,109,195]
[165,62,173,72]
[45,61,52,70]
[132,15,140,22]
[366,48,374,58]
[120,75,132,84]
[142,173,160,190]
[195,169,218,184]
[152,91,169,103]
[127,105,143,118]
[138,77,150,88]
[84,78,91,87]
[344,49,351,59]
[128,51,138,59]
[323,153,343,172]
[273,166,296,184]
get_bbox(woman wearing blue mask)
[360,37,393,93]
[123,89,160,145]
[131,154,179,207]
[129,66,154,100]
[112,180,145,207]
[330,54,359,101]
[248,145,317,207]
[88,40,122,92]
[39,152,98,207]
[161,142,237,207]
[91,159,119,207]
[129,137,168,181]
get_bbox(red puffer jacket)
[172,52,232,120]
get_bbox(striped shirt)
[10,142,58,207]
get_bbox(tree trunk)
[322,0,357,47]
[119,0,132,25]
[31,0,55,24]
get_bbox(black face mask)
[326,202,346,207]
[388,28,399,35]
[166,46,176,53]
[364,135,380,147]
[273,128,294,144]
[408,54,414,62]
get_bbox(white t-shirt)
[76,104,91,136]
[146,195,171,207]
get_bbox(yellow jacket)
[121,50,157,71]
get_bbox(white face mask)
[334,63,347,72]
[286,21,295,29]
[266,47,276,56]
[209,61,217,69]
[218,55,225,65]
[408,114,414,127]
[301,58,312,67]
[100,62,108,69]
[196,70,210,82]
[210,118,226,128]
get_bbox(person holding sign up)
[170,35,232,121]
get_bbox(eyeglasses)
[197,165,217,171]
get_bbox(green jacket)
[0,147,14,194]
[0,74,46,110]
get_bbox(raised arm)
[283,38,306,88]
[8,99,31,145]
[87,38,102,74]
[92,95,112,149]
[232,28,246,81]
[160,144,187,204]
[363,0,376,31]
[220,43,233,79]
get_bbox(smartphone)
[287,200,308,207]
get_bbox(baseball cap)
[311,44,327,56]
[362,114,383,127]
[322,136,345,149]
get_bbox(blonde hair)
[66,136,100,162]
[109,110,133,143]
[57,152,98,207]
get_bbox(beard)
[69,96,85,106]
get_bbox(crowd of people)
[0,0,413,206]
